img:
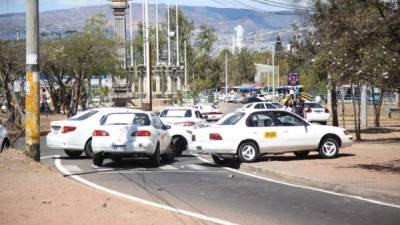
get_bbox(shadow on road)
[258,153,356,162]
[340,159,400,174]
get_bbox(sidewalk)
[240,129,400,205]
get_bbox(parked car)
[304,102,330,125]
[252,94,267,101]
[0,120,10,153]
[46,108,137,158]
[91,111,175,167]
[190,109,352,164]
[239,102,279,111]
[159,107,207,156]
[241,97,263,103]
[193,104,224,121]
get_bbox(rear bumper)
[189,140,237,155]
[305,113,330,122]
[92,139,155,155]
[46,134,81,150]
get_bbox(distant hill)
[0,4,306,52]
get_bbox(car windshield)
[160,109,192,118]
[68,110,98,121]
[305,103,323,108]
[216,112,245,125]
[102,113,150,126]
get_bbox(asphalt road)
[34,138,400,225]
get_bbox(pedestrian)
[293,94,305,118]
[40,88,48,115]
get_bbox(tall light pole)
[155,0,159,65]
[129,0,134,67]
[175,0,179,66]
[184,40,187,91]
[167,0,171,65]
[26,0,40,161]
[144,0,151,105]
[142,1,146,65]
[272,48,275,102]
[225,51,228,102]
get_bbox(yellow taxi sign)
[264,131,277,138]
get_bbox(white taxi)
[159,107,207,156]
[91,111,174,167]
[190,109,352,164]
[46,108,137,158]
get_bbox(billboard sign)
[288,71,299,86]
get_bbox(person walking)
[40,88,48,116]
[293,94,305,118]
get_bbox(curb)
[240,163,400,206]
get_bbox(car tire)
[237,141,259,163]
[84,139,94,159]
[320,121,327,125]
[93,153,104,167]
[0,139,10,153]
[319,138,339,159]
[211,154,231,165]
[293,151,310,158]
[171,137,186,157]
[64,150,83,158]
[110,156,122,163]
[149,144,161,167]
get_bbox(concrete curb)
[240,163,400,206]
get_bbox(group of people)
[283,91,305,118]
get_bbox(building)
[232,25,244,54]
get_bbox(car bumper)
[189,140,237,155]
[305,113,330,122]
[46,133,81,150]
[92,139,155,155]
[341,135,353,148]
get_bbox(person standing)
[40,88,48,115]
[293,94,305,118]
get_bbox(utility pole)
[142,1,146,65]
[167,0,171,65]
[144,0,151,110]
[272,49,275,102]
[155,0,159,65]
[129,0,134,67]
[25,0,40,161]
[225,51,228,102]
[175,0,179,66]
[184,40,187,91]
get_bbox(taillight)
[209,133,222,140]
[183,121,195,126]
[304,108,312,113]
[62,126,76,133]
[93,130,110,136]
[192,134,196,142]
[132,130,151,136]
[325,108,329,113]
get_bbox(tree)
[0,40,25,129]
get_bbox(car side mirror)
[162,125,171,130]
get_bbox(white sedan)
[46,107,137,158]
[0,120,10,152]
[159,107,207,156]
[304,102,330,125]
[193,104,224,121]
[91,111,174,167]
[190,109,352,164]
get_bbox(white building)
[232,25,244,54]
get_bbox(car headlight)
[343,130,350,135]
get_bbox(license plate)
[113,145,126,151]
[264,131,277,138]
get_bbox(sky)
[0,0,310,15]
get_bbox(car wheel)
[110,156,122,162]
[149,144,161,167]
[320,121,327,125]
[84,139,94,158]
[238,141,259,163]
[64,150,83,158]
[319,138,339,159]
[0,139,10,153]
[293,151,310,158]
[93,153,104,167]
[171,137,186,157]
[211,154,231,165]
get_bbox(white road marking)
[186,164,208,171]
[159,165,178,171]
[192,153,400,209]
[54,156,237,225]
[40,155,59,160]
[99,170,225,174]
[63,165,82,173]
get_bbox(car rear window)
[68,110,99,121]
[305,103,323,108]
[102,113,150,126]
[217,112,245,125]
[160,109,192,118]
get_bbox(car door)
[245,111,281,153]
[273,111,316,152]
[151,114,168,152]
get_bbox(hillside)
[0,4,306,52]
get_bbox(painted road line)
[54,157,238,225]
[40,155,59,160]
[98,170,226,174]
[159,165,179,171]
[186,164,209,171]
[63,165,82,173]
[192,153,400,209]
